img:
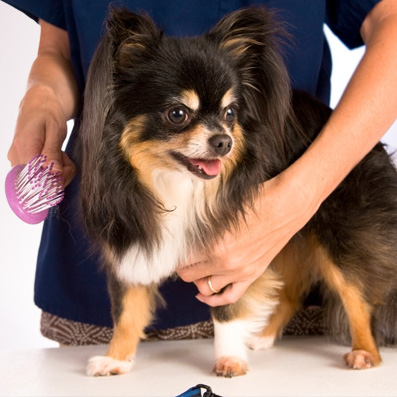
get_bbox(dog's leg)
[320,257,381,369]
[211,270,281,377]
[212,317,251,377]
[86,282,155,376]
[247,287,300,351]
[247,245,307,351]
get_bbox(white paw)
[247,335,275,351]
[86,355,134,376]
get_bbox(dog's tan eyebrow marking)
[180,89,200,111]
[221,89,236,109]
[120,115,147,156]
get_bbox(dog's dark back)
[289,91,397,346]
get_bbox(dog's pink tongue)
[190,159,222,176]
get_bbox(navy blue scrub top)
[3,0,380,329]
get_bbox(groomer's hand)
[177,170,318,306]
[8,19,78,187]
[179,0,397,308]
[7,85,76,186]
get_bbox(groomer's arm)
[178,0,397,306]
[8,20,78,185]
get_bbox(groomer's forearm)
[286,0,397,211]
[23,19,79,121]
[26,53,79,120]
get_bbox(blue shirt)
[3,0,380,329]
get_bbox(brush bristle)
[14,154,65,214]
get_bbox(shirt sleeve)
[326,0,382,49]
[2,0,66,30]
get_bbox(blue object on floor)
[176,384,222,397]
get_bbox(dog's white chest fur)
[116,170,205,285]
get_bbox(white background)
[0,2,396,350]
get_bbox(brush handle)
[5,165,49,224]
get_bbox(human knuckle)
[221,258,235,272]
[227,295,240,304]
[177,271,190,282]
[11,134,26,150]
[221,291,239,305]
[240,264,255,279]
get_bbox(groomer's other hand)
[178,171,318,306]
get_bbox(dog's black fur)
[77,6,397,376]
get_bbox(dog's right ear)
[80,7,161,148]
[106,7,162,67]
[79,8,161,242]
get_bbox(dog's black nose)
[209,134,233,156]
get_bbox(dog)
[78,6,397,377]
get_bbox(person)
[3,0,397,345]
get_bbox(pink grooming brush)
[5,154,65,224]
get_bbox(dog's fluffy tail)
[373,290,397,346]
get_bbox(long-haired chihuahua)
[78,6,397,377]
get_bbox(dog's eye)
[167,107,189,125]
[224,106,237,123]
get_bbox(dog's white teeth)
[196,165,203,171]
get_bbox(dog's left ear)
[207,7,291,130]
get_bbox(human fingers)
[195,280,251,307]
[192,274,228,297]
[7,116,46,167]
[60,151,76,187]
[8,87,69,174]
[178,257,262,307]
[40,113,68,173]
[177,260,212,284]
[178,260,236,301]
[178,256,238,298]
[178,243,259,301]
[177,238,232,283]
[8,117,76,188]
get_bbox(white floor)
[1,336,396,397]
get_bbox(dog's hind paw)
[86,355,134,376]
[213,356,248,378]
[247,335,275,351]
[343,350,380,370]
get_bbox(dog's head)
[81,7,291,177]
[116,26,244,182]
[79,7,291,248]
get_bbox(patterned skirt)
[41,306,325,346]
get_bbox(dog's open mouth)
[171,152,221,179]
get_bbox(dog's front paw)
[343,350,380,370]
[86,355,134,376]
[213,356,248,378]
